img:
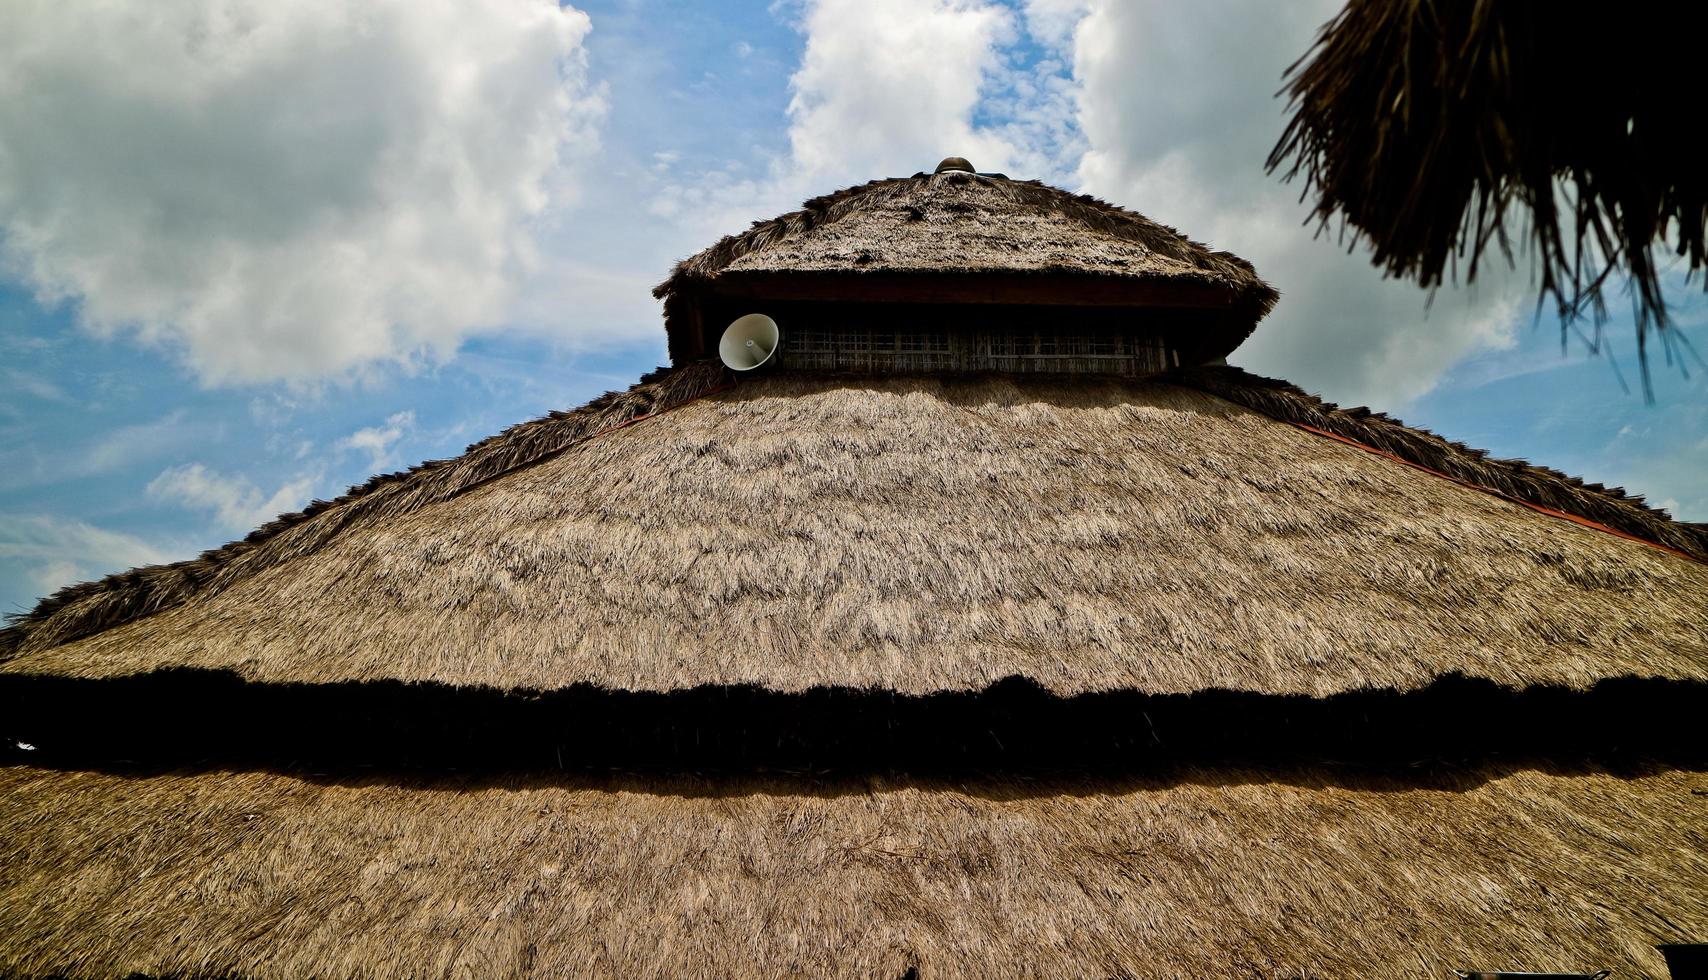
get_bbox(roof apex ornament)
[933,156,974,174]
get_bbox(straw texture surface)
[0,361,726,659]
[1,763,1701,979]
[6,373,1705,696]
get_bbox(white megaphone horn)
[718,313,780,371]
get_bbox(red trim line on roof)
[583,384,1701,567]
[451,374,1700,569]
[1288,422,1703,565]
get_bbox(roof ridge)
[0,360,730,660]
[1175,365,1708,562]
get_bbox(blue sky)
[1,0,1703,617]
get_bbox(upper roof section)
[5,366,1705,697]
[653,161,1279,364]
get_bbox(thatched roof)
[4,347,1705,976]
[8,144,1704,978]
[4,367,1704,697]
[1269,0,1708,377]
[652,169,1279,362]
[2,761,1701,978]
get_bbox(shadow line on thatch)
[5,670,1703,792]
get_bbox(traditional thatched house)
[3,159,1706,979]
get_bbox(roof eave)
[663,270,1276,364]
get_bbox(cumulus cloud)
[1065,0,1530,407]
[0,514,172,599]
[0,0,602,384]
[785,0,1020,184]
[147,463,318,532]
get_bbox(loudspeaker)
[718,313,780,371]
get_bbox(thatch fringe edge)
[0,360,730,659]
[1266,0,1708,381]
[1176,365,1708,562]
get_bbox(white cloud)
[0,409,216,492]
[1022,0,1090,49]
[0,514,173,599]
[517,0,1089,354]
[1065,0,1530,407]
[26,560,84,599]
[83,410,197,477]
[785,0,1020,185]
[2,369,70,404]
[338,410,416,471]
[0,0,602,384]
[147,463,318,532]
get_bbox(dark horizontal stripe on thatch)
[4,671,1704,776]
[1,760,1701,978]
[4,372,1703,698]
[1177,365,1708,562]
[653,171,1278,362]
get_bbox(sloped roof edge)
[1181,365,1708,563]
[3,362,1701,662]
[0,360,729,660]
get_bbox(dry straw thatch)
[653,170,1279,362]
[0,361,727,660]
[1269,0,1708,380]
[5,371,1705,697]
[1,762,1702,979]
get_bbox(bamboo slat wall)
[779,324,1178,375]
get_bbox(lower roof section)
[1,762,1701,978]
